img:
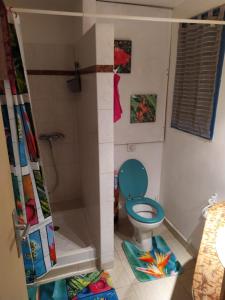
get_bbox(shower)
[39,132,65,193]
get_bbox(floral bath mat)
[28,271,118,300]
[122,236,182,282]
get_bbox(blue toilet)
[119,159,165,250]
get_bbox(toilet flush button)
[127,144,136,152]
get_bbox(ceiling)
[5,0,187,11]
[99,0,186,9]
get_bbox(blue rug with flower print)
[122,235,182,282]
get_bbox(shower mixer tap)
[39,132,65,142]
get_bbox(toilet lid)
[118,159,148,199]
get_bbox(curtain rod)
[8,7,225,25]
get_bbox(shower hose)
[47,139,59,194]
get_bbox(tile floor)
[110,217,195,300]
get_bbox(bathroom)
[2,0,225,299]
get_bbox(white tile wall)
[97,73,113,110]
[28,73,82,209]
[75,68,100,257]
[82,0,96,34]
[24,44,76,70]
[96,24,114,268]
[76,26,96,69]
[98,110,113,143]
[99,172,114,203]
[76,23,114,268]
[99,143,114,174]
[96,24,114,66]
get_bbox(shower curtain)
[0,1,56,284]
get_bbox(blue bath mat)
[28,271,119,300]
[122,235,182,282]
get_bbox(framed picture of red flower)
[114,40,132,73]
[130,94,157,123]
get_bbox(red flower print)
[138,100,150,114]
[49,243,57,263]
[136,110,144,122]
[26,198,37,224]
[114,47,131,67]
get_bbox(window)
[171,7,225,139]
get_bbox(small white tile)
[97,73,113,109]
[116,286,138,300]
[96,24,114,65]
[99,143,114,173]
[114,234,123,251]
[28,75,42,97]
[77,26,96,68]
[107,251,132,289]
[154,276,178,299]
[32,97,54,117]
[115,242,138,284]
[133,280,167,300]
[101,227,114,253]
[101,202,114,224]
[53,142,80,166]
[100,252,114,266]
[25,43,75,70]
[98,109,113,143]
[101,225,114,257]
[24,43,35,69]
[42,164,56,195]
[99,172,114,203]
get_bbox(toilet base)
[133,228,153,251]
[128,215,164,252]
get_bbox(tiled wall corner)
[76,26,96,69]
[75,23,114,266]
[28,71,82,209]
[96,23,114,267]
[97,73,113,110]
[82,0,97,35]
[96,24,114,66]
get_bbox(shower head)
[39,132,65,142]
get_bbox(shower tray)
[36,208,97,284]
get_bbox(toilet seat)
[126,197,164,224]
[119,159,165,224]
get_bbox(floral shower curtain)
[0,1,56,284]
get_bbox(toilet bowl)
[118,159,165,251]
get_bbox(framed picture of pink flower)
[114,40,132,73]
[130,94,157,123]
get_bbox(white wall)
[5,0,82,45]
[97,2,171,201]
[161,19,225,251]
[174,0,225,17]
